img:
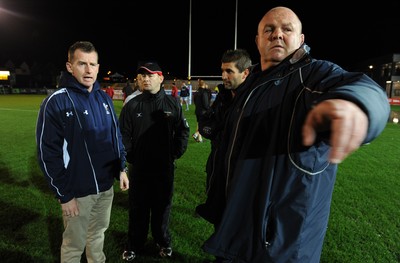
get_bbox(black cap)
[137,62,163,75]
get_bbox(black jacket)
[119,88,189,177]
[194,87,212,121]
[198,84,233,141]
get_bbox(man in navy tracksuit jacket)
[36,41,129,263]
[119,62,189,261]
[202,7,390,263]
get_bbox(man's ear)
[66,62,73,73]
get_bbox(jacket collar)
[141,86,166,100]
[58,71,101,94]
[259,43,312,79]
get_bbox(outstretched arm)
[302,99,368,164]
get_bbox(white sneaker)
[122,250,136,261]
[159,246,172,257]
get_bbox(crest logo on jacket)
[103,103,111,114]
[136,113,143,118]
[83,110,88,115]
[66,111,73,117]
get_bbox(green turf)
[0,94,399,262]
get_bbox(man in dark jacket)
[196,49,252,226]
[193,79,212,142]
[202,7,390,263]
[36,41,129,263]
[119,62,189,261]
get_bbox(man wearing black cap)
[119,62,190,261]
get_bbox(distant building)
[0,59,58,93]
[352,54,400,105]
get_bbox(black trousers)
[127,175,174,251]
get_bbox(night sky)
[0,0,399,80]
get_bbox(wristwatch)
[121,167,128,173]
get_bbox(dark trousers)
[127,176,174,251]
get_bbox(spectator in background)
[36,41,129,263]
[119,62,189,261]
[193,79,211,143]
[123,81,142,106]
[180,82,190,111]
[171,82,179,99]
[123,80,134,102]
[105,85,114,99]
